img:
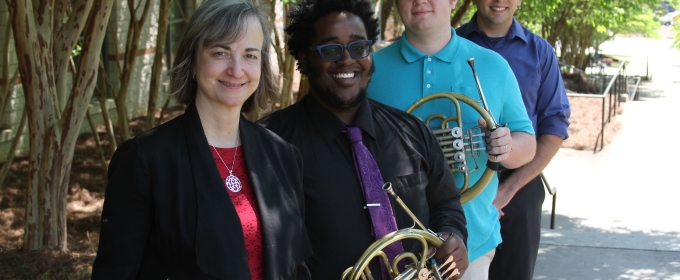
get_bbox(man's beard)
[312,84,369,110]
[306,62,375,110]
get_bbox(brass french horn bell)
[341,183,459,280]
[405,58,500,204]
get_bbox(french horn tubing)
[405,57,500,204]
[341,183,458,280]
[405,92,496,204]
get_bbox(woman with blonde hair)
[92,1,311,279]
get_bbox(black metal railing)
[565,61,629,153]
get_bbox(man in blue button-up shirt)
[457,0,571,279]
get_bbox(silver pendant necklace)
[206,132,242,192]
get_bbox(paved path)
[534,36,680,279]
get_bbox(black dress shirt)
[258,96,467,279]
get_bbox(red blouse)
[210,146,264,280]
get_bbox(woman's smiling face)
[194,16,264,110]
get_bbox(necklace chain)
[206,132,242,192]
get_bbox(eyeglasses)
[309,40,373,62]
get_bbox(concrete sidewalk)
[533,37,680,279]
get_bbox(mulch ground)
[562,94,622,150]
[0,94,624,279]
[0,106,185,279]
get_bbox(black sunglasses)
[309,40,373,62]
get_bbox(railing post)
[605,75,616,123]
[600,97,605,153]
[620,72,623,102]
[646,56,649,81]
[539,173,557,230]
[568,61,625,153]
[614,74,619,117]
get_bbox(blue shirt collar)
[399,27,459,63]
[460,13,527,43]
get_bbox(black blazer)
[92,103,312,279]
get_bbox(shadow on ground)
[535,245,680,279]
[535,211,680,279]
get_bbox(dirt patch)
[0,105,185,279]
[0,96,623,278]
[562,94,622,151]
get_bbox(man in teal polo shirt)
[367,0,536,278]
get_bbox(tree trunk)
[379,0,395,40]
[0,109,27,188]
[10,0,60,251]
[1,18,12,123]
[86,109,109,172]
[10,0,114,251]
[53,0,94,113]
[278,4,296,109]
[279,53,295,108]
[265,0,283,73]
[0,69,18,125]
[575,25,594,68]
[451,0,472,27]
[96,59,117,155]
[545,1,575,48]
[116,0,152,141]
[146,0,171,131]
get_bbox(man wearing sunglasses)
[258,0,469,279]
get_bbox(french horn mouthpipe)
[466,58,499,129]
[382,182,444,241]
[467,58,504,170]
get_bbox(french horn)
[341,183,459,280]
[405,58,501,204]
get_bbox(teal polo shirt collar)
[399,27,459,64]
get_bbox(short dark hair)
[284,0,380,72]
[170,0,277,113]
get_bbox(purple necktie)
[343,126,404,279]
